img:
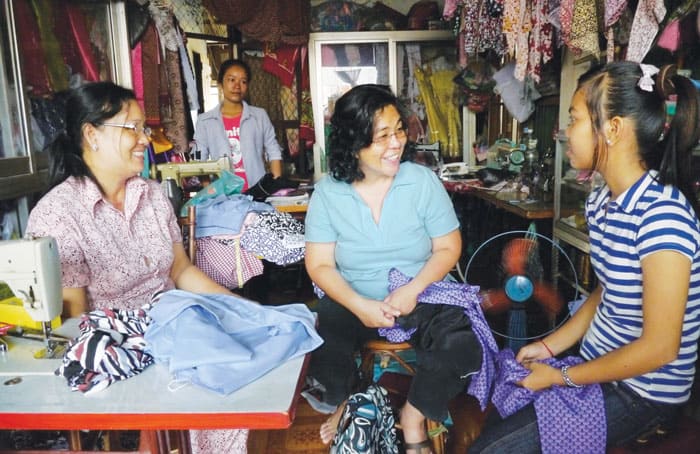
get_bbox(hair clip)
[638,64,660,92]
[658,94,678,142]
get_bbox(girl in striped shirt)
[471,62,700,452]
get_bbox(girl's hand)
[516,341,553,363]
[519,361,560,391]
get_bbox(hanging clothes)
[53,2,100,83]
[626,0,667,62]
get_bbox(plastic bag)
[180,170,244,217]
[493,62,541,123]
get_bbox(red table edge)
[0,354,311,431]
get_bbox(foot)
[319,400,346,445]
[400,401,431,453]
[404,439,432,454]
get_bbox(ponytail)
[46,132,91,190]
[655,65,700,215]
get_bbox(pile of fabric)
[193,193,306,289]
[56,290,322,396]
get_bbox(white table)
[0,318,309,431]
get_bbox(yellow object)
[0,297,61,331]
[414,66,462,159]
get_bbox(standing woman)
[194,58,283,191]
[470,62,700,452]
[25,81,249,452]
[305,84,472,453]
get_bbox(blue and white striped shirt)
[580,170,700,404]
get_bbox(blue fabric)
[305,162,460,300]
[583,170,700,403]
[194,193,273,238]
[144,290,323,395]
[193,101,283,188]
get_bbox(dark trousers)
[309,296,482,422]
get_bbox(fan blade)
[532,282,565,319]
[480,289,512,314]
[501,238,537,276]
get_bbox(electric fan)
[464,228,578,351]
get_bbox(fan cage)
[464,230,579,341]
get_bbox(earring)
[605,139,612,145]
[91,143,98,151]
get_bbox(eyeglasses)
[372,127,407,145]
[102,122,152,138]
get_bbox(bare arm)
[305,241,400,328]
[517,284,602,363]
[521,250,690,390]
[384,229,462,315]
[170,242,234,295]
[269,159,283,179]
[62,287,88,319]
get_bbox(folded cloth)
[145,290,323,395]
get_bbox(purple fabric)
[492,349,606,454]
[380,269,499,410]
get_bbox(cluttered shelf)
[442,177,554,220]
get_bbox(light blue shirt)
[193,101,282,188]
[305,162,460,300]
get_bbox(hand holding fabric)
[515,341,552,364]
[518,361,560,391]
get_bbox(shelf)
[554,272,590,298]
[562,178,593,193]
[553,221,590,253]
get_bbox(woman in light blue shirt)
[305,84,467,453]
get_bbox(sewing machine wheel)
[465,230,576,344]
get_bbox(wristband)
[561,365,583,388]
[539,339,554,357]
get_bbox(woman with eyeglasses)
[305,84,471,453]
[26,81,234,317]
[193,58,283,191]
[25,81,250,453]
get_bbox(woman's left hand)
[383,284,420,315]
[518,361,560,391]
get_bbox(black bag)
[244,173,299,202]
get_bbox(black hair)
[217,58,252,85]
[577,61,700,213]
[46,81,136,189]
[327,84,415,183]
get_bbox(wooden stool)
[360,339,447,454]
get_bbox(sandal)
[404,439,432,454]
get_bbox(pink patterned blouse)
[26,176,182,311]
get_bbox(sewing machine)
[0,237,65,358]
[152,156,232,186]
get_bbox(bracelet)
[539,339,554,357]
[561,365,583,388]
